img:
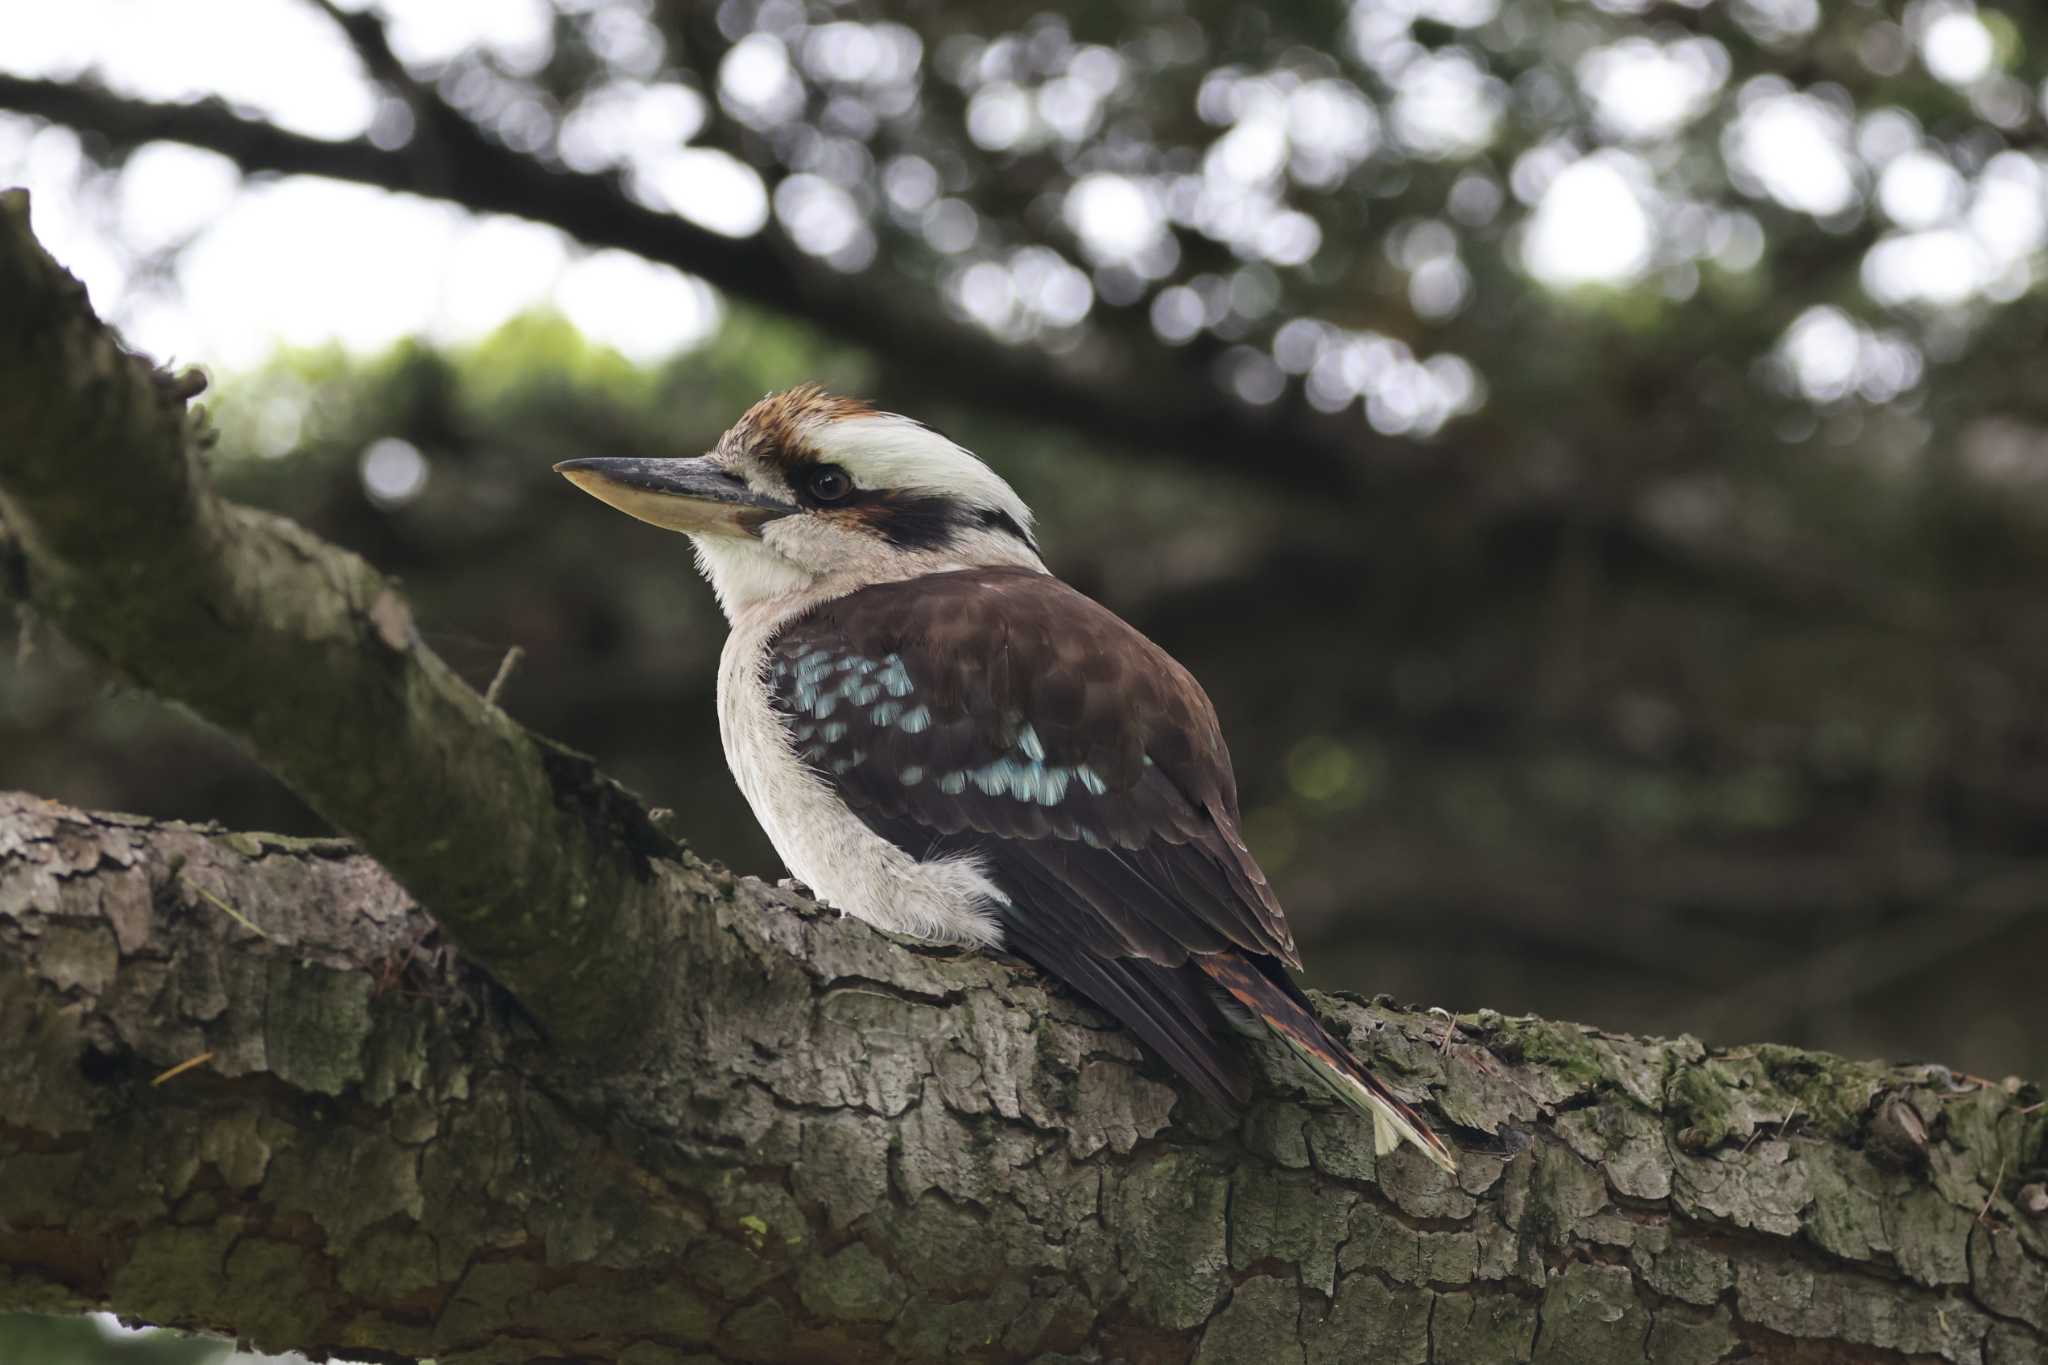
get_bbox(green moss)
[1665,1058,1741,1152]
[222,831,268,859]
[1752,1044,1884,1141]
[1494,1017,1607,1092]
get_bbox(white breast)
[716,600,1006,948]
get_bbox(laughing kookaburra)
[556,385,1456,1172]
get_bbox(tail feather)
[1200,952,1458,1174]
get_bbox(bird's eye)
[806,465,854,503]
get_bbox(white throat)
[690,525,1045,622]
[690,535,814,620]
[711,571,1013,948]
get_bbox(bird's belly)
[716,620,1006,947]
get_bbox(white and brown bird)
[557,385,1456,1172]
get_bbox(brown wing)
[766,566,1298,970]
[768,568,1460,1167]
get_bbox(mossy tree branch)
[0,187,675,1052]
[4,793,2045,1363]
[1,192,2046,1363]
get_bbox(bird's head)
[556,385,1042,618]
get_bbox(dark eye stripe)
[779,456,1033,553]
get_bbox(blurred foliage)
[6,0,2048,1115]
[0,1314,231,1365]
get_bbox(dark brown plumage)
[765,566,1455,1167]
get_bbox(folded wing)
[767,567,1453,1169]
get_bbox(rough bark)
[2,186,2046,1364]
[4,792,2046,1364]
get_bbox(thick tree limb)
[0,187,674,1051]
[0,72,1381,493]
[4,793,2045,1363]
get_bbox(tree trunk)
[1,187,2045,1365]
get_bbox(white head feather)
[690,390,1043,621]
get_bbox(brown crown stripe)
[728,384,878,471]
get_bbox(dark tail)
[1201,951,1458,1173]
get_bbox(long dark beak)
[553,456,793,537]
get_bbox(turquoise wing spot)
[1020,765,1070,805]
[971,758,1020,798]
[899,705,932,733]
[960,754,1081,806]
[871,701,903,726]
[1016,723,1046,761]
[795,660,834,695]
[876,655,915,698]
[900,765,925,785]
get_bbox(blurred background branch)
[0,60,1378,492]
